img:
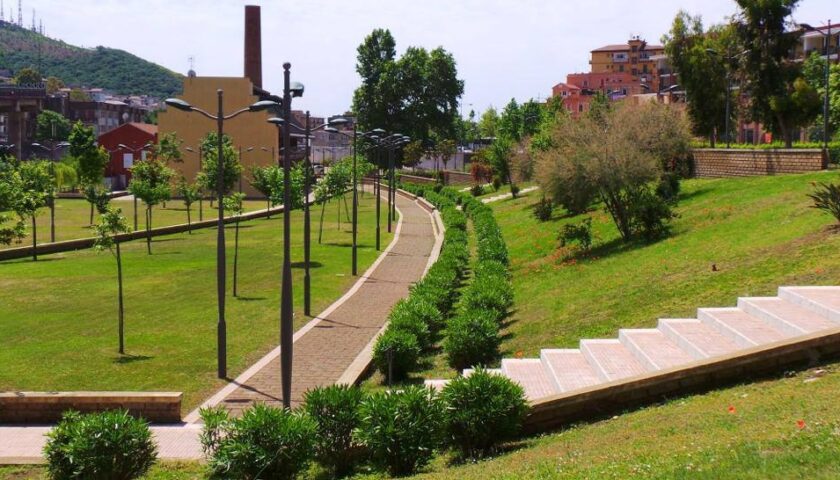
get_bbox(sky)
[15,0,837,118]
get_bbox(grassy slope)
[0,193,393,411]
[1,198,269,250]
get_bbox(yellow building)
[157,76,280,198]
[589,37,664,78]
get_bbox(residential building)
[0,82,46,159]
[45,96,148,136]
[98,122,157,191]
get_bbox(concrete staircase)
[426,287,840,431]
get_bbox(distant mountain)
[0,21,183,99]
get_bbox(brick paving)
[215,191,437,415]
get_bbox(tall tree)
[802,52,840,141]
[129,158,174,254]
[177,177,201,231]
[0,158,25,245]
[13,67,41,85]
[93,207,131,354]
[498,99,523,142]
[68,121,109,224]
[478,107,499,138]
[35,111,72,144]
[15,161,52,261]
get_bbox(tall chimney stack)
[244,5,262,89]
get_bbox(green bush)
[392,295,445,335]
[198,405,230,457]
[473,259,511,280]
[355,386,444,476]
[206,404,316,480]
[470,184,485,197]
[629,186,677,241]
[303,385,365,477]
[441,369,528,458]
[44,410,157,480]
[461,275,513,319]
[444,309,502,371]
[656,172,681,203]
[372,327,421,382]
[808,182,840,223]
[559,217,593,251]
[389,304,432,350]
[532,196,554,221]
[492,176,502,191]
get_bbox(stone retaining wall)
[693,148,827,177]
[0,392,182,424]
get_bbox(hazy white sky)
[18,0,836,117]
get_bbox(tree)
[0,158,25,245]
[431,138,457,171]
[486,137,515,195]
[69,89,91,102]
[13,67,41,85]
[250,165,281,218]
[177,177,201,231]
[735,0,805,147]
[802,51,840,142]
[224,193,246,298]
[478,107,499,139]
[45,76,64,95]
[69,121,109,224]
[769,77,822,145]
[198,132,242,197]
[155,132,184,165]
[315,157,354,243]
[498,98,523,142]
[35,111,72,144]
[129,158,174,254]
[93,208,131,354]
[15,161,52,261]
[402,140,424,171]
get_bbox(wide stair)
[426,287,840,432]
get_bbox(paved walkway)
[482,185,540,204]
[0,189,441,463]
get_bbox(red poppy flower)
[797,419,806,429]
[728,405,736,414]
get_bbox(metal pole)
[387,146,393,233]
[825,22,832,150]
[216,89,227,379]
[375,144,381,251]
[390,146,396,222]
[725,66,732,148]
[304,111,312,316]
[352,124,358,275]
[199,146,204,222]
[280,63,294,410]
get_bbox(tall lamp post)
[116,142,153,232]
[31,141,70,243]
[800,22,834,150]
[706,48,749,148]
[266,62,304,409]
[387,135,410,231]
[164,94,279,379]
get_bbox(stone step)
[779,287,840,323]
[540,349,602,393]
[618,329,695,370]
[698,307,789,347]
[580,339,649,382]
[658,319,741,359]
[501,359,559,399]
[738,297,838,336]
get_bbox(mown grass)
[0,193,393,412]
[1,197,270,250]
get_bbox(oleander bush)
[373,327,422,382]
[355,386,444,476]
[388,302,433,350]
[473,259,511,280]
[441,369,528,459]
[460,274,514,319]
[204,404,316,480]
[303,384,366,477]
[44,409,157,480]
[444,308,502,370]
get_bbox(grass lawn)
[1,196,271,250]
[0,191,394,412]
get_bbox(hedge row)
[372,187,469,381]
[442,190,513,371]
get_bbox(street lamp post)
[164,94,278,379]
[800,22,834,150]
[117,142,153,232]
[31,141,70,243]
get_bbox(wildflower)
[728,405,736,414]
[797,419,806,430]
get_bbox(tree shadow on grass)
[236,296,267,302]
[678,186,715,203]
[113,354,153,364]
[291,261,323,269]
[445,439,533,467]
[0,256,65,265]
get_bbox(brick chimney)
[244,5,262,88]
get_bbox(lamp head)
[117,143,130,150]
[267,117,285,126]
[164,98,193,111]
[31,142,43,148]
[324,126,339,133]
[372,128,387,135]
[249,100,280,112]
[290,81,305,98]
[57,142,70,148]
[328,117,349,126]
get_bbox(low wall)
[443,170,473,185]
[693,148,827,177]
[399,174,436,185]
[0,392,182,424]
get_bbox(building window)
[123,153,134,169]
[578,104,584,113]
[619,65,624,72]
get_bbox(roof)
[553,82,580,90]
[128,123,158,135]
[98,122,158,141]
[592,43,665,53]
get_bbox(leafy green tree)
[402,140,424,171]
[198,132,242,197]
[769,77,822,144]
[177,177,201,231]
[486,137,515,196]
[315,157,370,242]
[802,51,840,141]
[155,132,184,165]
[250,165,282,217]
[478,107,499,139]
[45,76,64,95]
[93,208,131,354]
[498,98,523,142]
[129,158,174,254]
[35,110,72,143]
[13,67,41,85]
[69,121,109,224]
[69,89,91,102]
[15,161,52,261]
[224,193,246,298]
[0,159,25,245]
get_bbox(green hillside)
[0,21,183,98]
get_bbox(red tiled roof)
[592,43,664,52]
[553,82,581,90]
[128,123,158,135]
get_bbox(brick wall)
[443,170,473,185]
[693,148,827,178]
[0,392,182,424]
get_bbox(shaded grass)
[0,194,394,412]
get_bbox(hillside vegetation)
[0,22,182,98]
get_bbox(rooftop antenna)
[17,0,21,27]
[31,7,35,31]
[1,0,4,22]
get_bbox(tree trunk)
[266,199,271,220]
[89,203,94,226]
[342,194,351,223]
[146,206,152,255]
[50,198,55,243]
[31,215,37,262]
[319,199,327,244]
[233,217,240,297]
[117,241,125,354]
[337,196,342,229]
[187,205,192,234]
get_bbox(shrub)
[44,410,157,480]
[656,172,681,203]
[388,304,432,349]
[470,183,485,197]
[461,275,513,319]
[510,184,520,197]
[206,404,316,480]
[808,182,840,223]
[441,369,528,458]
[372,327,421,382]
[444,309,502,370]
[394,295,445,334]
[532,196,554,221]
[559,217,593,251]
[355,386,443,476]
[303,385,365,477]
[473,259,511,280]
[492,176,502,191]
[198,405,230,456]
[629,186,677,241]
